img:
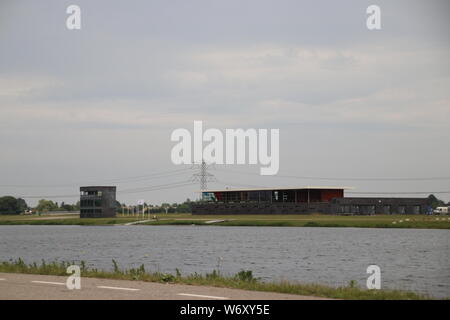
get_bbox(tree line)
[118,200,192,214]
[0,197,80,215]
[0,196,193,215]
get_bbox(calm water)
[0,225,449,298]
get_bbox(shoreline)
[0,213,449,229]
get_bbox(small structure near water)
[80,186,116,218]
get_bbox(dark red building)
[207,187,345,203]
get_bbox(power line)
[347,191,450,195]
[215,180,268,189]
[0,168,192,188]
[215,167,450,182]
[119,181,195,194]
[10,165,450,200]
[15,180,196,199]
[89,168,192,184]
[18,189,450,199]
[214,181,450,195]
[14,194,80,199]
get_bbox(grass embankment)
[0,258,430,300]
[140,214,450,229]
[0,214,140,226]
[0,213,449,229]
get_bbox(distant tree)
[61,203,77,211]
[35,199,58,213]
[175,200,192,213]
[427,194,446,209]
[149,207,159,214]
[161,203,171,214]
[115,200,122,213]
[16,198,28,212]
[0,196,27,215]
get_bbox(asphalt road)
[0,273,328,300]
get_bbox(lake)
[0,225,448,298]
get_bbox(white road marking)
[0,278,6,281]
[97,285,140,291]
[31,280,65,286]
[178,293,229,300]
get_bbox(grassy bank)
[0,214,141,226]
[0,258,430,300]
[0,213,449,229]
[139,214,450,229]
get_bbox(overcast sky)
[1,0,449,206]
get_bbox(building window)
[352,205,360,214]
[361,205,375,215]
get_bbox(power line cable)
[215,181,450,195]
[215,167,450,181]
[347,191,450,195]
[0,168,192,188]
[15,180,196,199]
[119,181,195,194]
[215,180,268,189]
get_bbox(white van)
[433,207,449,215]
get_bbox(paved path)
[122,219,154,226]
[0,273,329,300]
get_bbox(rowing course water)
[0,225,448,298]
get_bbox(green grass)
[1,213,449,229]
[0,214,146,226]
[0,258,432,300]
[140,214,450,229]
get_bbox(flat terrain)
[141,213,450,229]
[0,214,136,225]
[1,213,448,229]
[0,272,326,300]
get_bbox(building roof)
[198,186,354,193]
[80,186,117,189]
